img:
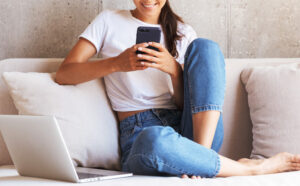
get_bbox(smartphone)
[136,26,161,54]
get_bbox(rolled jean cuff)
[192,104,223,114]
[214,154,221,177]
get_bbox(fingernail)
[144,43,149,46]
[137,54,142,57]
[138,47,143,51]
[148,42,152,44]
[141,62,144,65]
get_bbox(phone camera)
[140,28,149,32]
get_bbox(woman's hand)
[181,174,202,179]
[136,42,181,77]
[114,43,150,72]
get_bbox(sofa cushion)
[241,62,300,159]
[0,59,63,166]
[2,72,120,170]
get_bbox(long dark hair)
[159,1,184,58]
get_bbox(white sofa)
[0,58,300,186]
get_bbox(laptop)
[0,115,133,183]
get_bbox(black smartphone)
[136,26,161,54]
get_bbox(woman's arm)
[55,38,117,85]
[55,38,148,85]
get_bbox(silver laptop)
[0,115,132,183]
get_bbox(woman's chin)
[141,8,160,17]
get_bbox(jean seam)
[125,153,193,176]
[192,104,223,113]
[186,62,195,111]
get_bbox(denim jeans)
[119,38,226,178]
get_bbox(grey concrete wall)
[1,0,300,60]
[0,0,100,60]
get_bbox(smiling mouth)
[142,3,158,9]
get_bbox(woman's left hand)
[136,42,181,77]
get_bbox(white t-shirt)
[80,9,197,112]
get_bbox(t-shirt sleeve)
[176,24,197,65]
[79,10,109,54]
[187,26,197,45]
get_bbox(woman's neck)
[131,9,160,24]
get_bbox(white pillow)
[241,63,300,159]
[2,72,120,170]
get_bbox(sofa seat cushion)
[1,165,300,186]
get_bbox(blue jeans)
[119,38,226,178]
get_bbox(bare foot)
[253,152,300,175]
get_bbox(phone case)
[136,26,161,54]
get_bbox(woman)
[55,0,300,179]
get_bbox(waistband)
[119,108,182,126]
[120,109,158,124]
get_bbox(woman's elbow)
[55,68,67,85]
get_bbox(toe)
[181,174,188,179]
[294,155,300,162]
[291,162,300,171]
[289,154,300,163]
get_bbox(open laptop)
[0,115,132,183]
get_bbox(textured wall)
[229,0,300,58]
[0,0,300,60]
[0,0,100,60]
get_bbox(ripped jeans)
[119,38,226,178]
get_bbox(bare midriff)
[117,109,150,123]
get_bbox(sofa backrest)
[220,58,300,160]
[1,58,300,165]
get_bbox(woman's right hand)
[114,43,149,72]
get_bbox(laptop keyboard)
[77,172,104,179]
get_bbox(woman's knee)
[184,38,224,67]
[187,38,220,53]
[189,38,220,53]
[184,38,225,82]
